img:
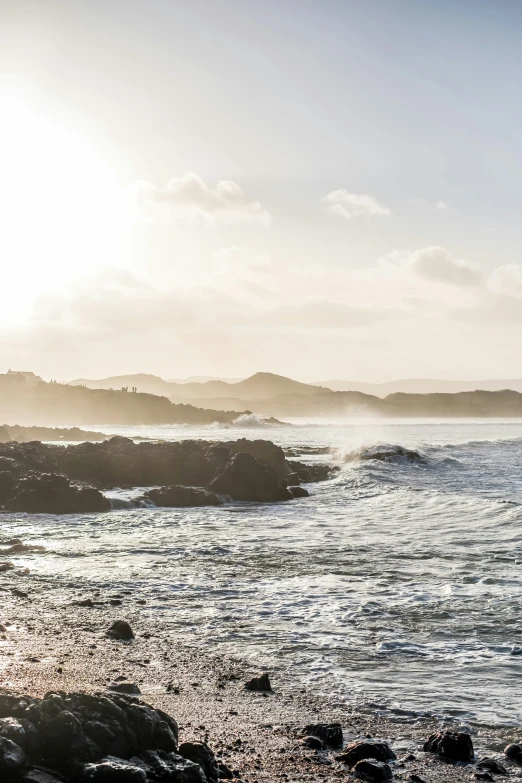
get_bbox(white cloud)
[322,190,391,220]
[131,172,271,225]
[436,200,448,210]
[410,246,482,287]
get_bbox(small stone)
[106,620,134,640]
[302,723,343,747]
[423,731,474,762]
[0,562,15,572]
[244,673,272,692]
[109,682,141,695]
[353,759,392,782]
[337,741,396,766]
[218,761,234,779]
[505,743,522,760]
[476,757,507,775]
[77,598,94,607]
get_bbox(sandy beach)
[1,560,519,782]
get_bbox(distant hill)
[314,378,522,396]
[71,371,327,401]
[0,373,244,426]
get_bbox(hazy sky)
[2,0,522,381]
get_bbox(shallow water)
[3,417,522,728]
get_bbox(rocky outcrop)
[209,453,292,502]
[0,437,333,512]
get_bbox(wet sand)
[0,564,520,782]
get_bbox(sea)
[3,416,522,730]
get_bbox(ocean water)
[3,417,522,729]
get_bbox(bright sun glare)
[0,92,122,321]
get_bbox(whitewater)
[3,417,522,730]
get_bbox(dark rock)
[408,776,426,783]
[6,473,110,514]
[83,756,147,782]
[217,761,234,779]
[0,735,26,772]
[0,561,15,572]
[505,743,522,759]
[337,741,396,766]
[303,722,343,747]
[289,486,309,498]
[302,735,324,750]
[423,731,474,762]
[286,460,336,483]
[353,759,393,781]
[77,598,95,607]
[143,486,223,508]
[109,683,141,696]
[178,740,219,783]
[475,773,494,782]
[106,620,135,640]
[476,757,507,774]
[22,770,65,783]
[244,672,272,692]
[209,453,292,502]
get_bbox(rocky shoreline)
[0,560,520,782]
[0,437,336,514]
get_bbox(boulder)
[0,735,26,772]
[289,486,309,498]
[6,473,110,514]
[505,743,522,760]
[423,731,474,762]
[143,486,223,508]
[209,453,292,502]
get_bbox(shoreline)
[0,566,518,782]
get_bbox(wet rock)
[6,473,110,514]
[22,770,64,783]
[77,598,95,607]
[244,672,272,692]
[0,735,26,772]
[178,740,219,783]
[475,773,494,782]
[0,561,15,572]
[286,460,336,483]
[302,722,343,747]
[143,486,223,508]
[302,735,324,750]
[209,453,292,502]
[337,741,396,766]
[408,776,426,783]
[505,743,522,759]
[109,683,141,696]
[353,759,393,781]
[476,757,507,775]
[289,486,309,498]
[423,731,474,762]
[106,620,135,640]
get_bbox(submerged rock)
[423,731,474,762]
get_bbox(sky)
[2,0,522,382]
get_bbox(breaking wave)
[341,443,427,465]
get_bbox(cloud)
[322,190,391,220]
[436,200,448,210]
[410,246,483,287]
[131,172,271,225]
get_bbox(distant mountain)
[314,378,522,397]
[168,376,243,384]
[71,372,327,401]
